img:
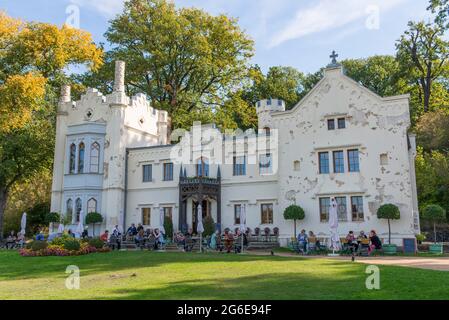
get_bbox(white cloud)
[71,0,125,18]
[269,0,407,47]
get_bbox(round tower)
[256,98,286,130]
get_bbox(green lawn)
[1,250,448,300]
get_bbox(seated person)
[16,232,25,247]
[136,223,144,233]
[358,230,368,241]
[67,229,75,238]
[100,230,109,243]
[153,228,163,250]
[126,223,138,236]
[35,231,45,241]
[346,231,359,253]
[81,229,89,239]
[209,230,219,250]
[297,229,308,254]
[224,229,234,253]
[308,231,320,250]
[135,229,145,248]
[174,232,186,247]
[6,231,17,249]
[368,230,382,254]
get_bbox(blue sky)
[1,0,432,73]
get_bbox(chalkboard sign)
[403,238,417,254]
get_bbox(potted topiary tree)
[164,215,174,240]
[203,216,215,237]
[377,204,400,254]
[283,205,305,239]
[45,212,60,233]
[85,212,103,237]
[422,204,446,254]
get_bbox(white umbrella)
[239,204,247,253]
[329,198,340,254]
[76,210,84,235]
[118,210,124,234]
[57,223,65,233]
[197,204,204,252]
[20,212,27,235]
[159,208,166,235]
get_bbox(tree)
[85,212,103,237]
[428,0,449,27]
[164,215,173,239]
[415,148,449,217]
[342,55,403,97]
[202,215,215,237]
[377,204,401,245]
[26,202,50,236]
[0,12,103,239]
[283,205,305,238]
[45,212,60,224]
[396,21,449,113]
[422,204,446,243]
[416,109,449,151]
[80,0,254,129]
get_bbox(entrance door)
[192,199,210,233]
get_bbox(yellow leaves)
[0,73,47,133]
[0,11,22,45]
[17,22,103,75]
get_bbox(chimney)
[60,85,71,103]
[113,61,126,92]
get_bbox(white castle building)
[51,57,420,246]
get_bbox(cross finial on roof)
[330,50,338,64]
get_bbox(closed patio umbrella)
[239,204,247,252]
[159,208,166,235]
[20,212,27,235]
[57,222,65,233]
[76,210,84,236]
[197,204,204,253]
[328,198,340,255]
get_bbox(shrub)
[88,237,105,249]
[422,204,446,244]
[85,212,103,236]
[85,212,103,224]
[63,239,81,251]
[164,216,174,239]
[50,234,72,246]
[30,240,48,251]
[283,205,305,237]
[203,216,215,237]
[45,212,60,224]
[377,204,400,244]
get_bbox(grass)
[0,250,449,300]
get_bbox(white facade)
[51,61,420,245]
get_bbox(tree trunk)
[388,219,391,244]
[0,188,8,241]
[293,219,297,239]
[434,222,437,244]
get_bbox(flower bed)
[19,238,111,257]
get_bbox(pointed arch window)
[66,199,73,222]
[69,144,76,174]
[78,142,85,173]
[87,198,97,213]
[75,198,82,223]
[196,157,209,177]
[90,142,100,173]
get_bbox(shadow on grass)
[105,272,366,300]
[0,250,348,280]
